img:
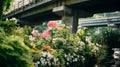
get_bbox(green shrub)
[91,28,120,48]
[0,20,34,67]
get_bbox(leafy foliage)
[102,28,120,47]
[0,0,14,19]
[91,28,120,48]
[0,20,34,67]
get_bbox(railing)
[80,16,120,27]
[5,0,52,14]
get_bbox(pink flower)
[31,30,40,36]
[41,30,51,38]
[48,21,57,28]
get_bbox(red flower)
[41,30,51,38]
[48,21,57,28]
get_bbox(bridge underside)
[18,10,61,25]
[69,0,120,13]
[5,0,120,22]
[4,0,120,31]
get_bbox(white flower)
[79,41,85,46]
[81,56,85,61]
[47,52,54,58]
[67,57,70,61]
[73,53,76,56]
[68,53,71,56]
[37,61,40,64]
[77,55,80,58]
[29,35,35,41]
[95,30,101,35]
[71,55,74,58]
[34,63,38,67]
[41,60,45,65]
[64,54,67,57]
[48,62,51,66]
[48,27,53,30]
[30,42,34,46]
[10,17,17,21]
[67,62,69,65]
[42,52,47,57]
[57,21,62,27]
[74,58,78,62]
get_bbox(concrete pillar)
[72,11,79,33]
[53,5,78,33]
[62,12,78,33]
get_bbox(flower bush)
[29,21,107,67]
[0,17,109,67]
[0,19,107,67]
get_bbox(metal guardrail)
[80,17,120,27]
[5,0,52,14]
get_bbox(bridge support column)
[62,11,78,33]
[53,6,78,33]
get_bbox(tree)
[0,0,14,20]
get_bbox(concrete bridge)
[3,0,120,33]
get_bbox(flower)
[47,52,54,58]
[95,30,101,35]
[41,30,51,38]
[42,45,51,51]
[48,21,57,28]
[31,30,40,36]
[66,25,72,29]
[29,35,35,41]
[57,27,62,31]
[57,21,62,27]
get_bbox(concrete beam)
[65,0,88,5]
[19,4,56,18]
[52,5,93,17]
[52,5,72,16]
